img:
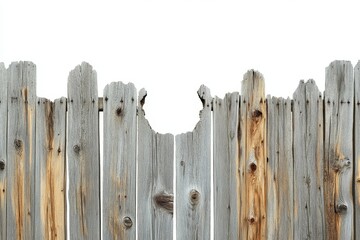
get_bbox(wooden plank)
[324,61,354,239]
[355,61,360,240]
[137,89,174,240]
[67,62,100,239]
[34,98,66,239]
[0,63,7,240]
[266,96,279,239]
[6,62,36,239]
[213,92,240,240]
[293,80,324,239]
[277,97,293,239]
[176,85,212,240]
[102,82,137,239]
[239,70,266,239]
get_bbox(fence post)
[324,60,354,239]
[239,70,267,239]
[213,92,240,239]
[6,62,37,239]
[176,85,212,240]
[137,89,174,239]
[67,62,100,239]
[0,63,7,240]
[102,82,137,239]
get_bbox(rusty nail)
[123,216,133,228]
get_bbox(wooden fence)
[0,60,359,239]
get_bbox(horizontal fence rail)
[0,60,359,239]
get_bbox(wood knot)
[14,139,23,153]
[248,217,256,224]
[154,192,174,214]
[73,145,80,154]
[249,162,257,172]
[336,203,348,213]
[0,160,4,170]
[189,189,200,205]
[252,110,262,118]
[116,107,123,117]
[123,216,133,229]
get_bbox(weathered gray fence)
[0,60,360,239]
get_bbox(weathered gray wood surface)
[293,80,324,239]
[240,70,267,239]
[355,61,360,240]
[67,62,100,239]
[213,93,240,240]
[103,82,137,239]
[324,60,354,239]
[137,89,174,240]
[35,98,66,239]
[176,85,211,240]
[6,62,36,239]
[266,97,293,239]
[0,63,7,240]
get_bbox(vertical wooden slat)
[240,70,267,239]
[6,61,36,239]
[293,80,324,239]
[0,63,7,240]
[324,60,354,239]
[355,61,360,240]
[103,82,137,239]
[277,97,293,239]
[266,96,279,239]
[213,92,240,240]
[176,85,212,240]
[35,98,66,239]
[137,89,174,240]
[67,62,100,239]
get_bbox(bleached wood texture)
[35,98,66,239]
[240,70,267,239]
[6,62,36,239]
[67,62,100,239]
[176,85,212,240]
[103,82,137,239]
[213,92,240,240]
[0,63,7,240]
[293,80,324,239]
[355,61,360,240]
[137,89,174,240]
[324,61,354,239]
[266,97,293,239]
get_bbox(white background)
[2,1,360,134]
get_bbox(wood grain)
[137,89,174,240]
[176,85,212,240]
[6,62,36,239]
[67,62,100,239]
[103,82,137,239]
[213,92,240,240]
[293,80,324,239]
[0,63,7,240]
[35,98,66,239]
[266,97,293,239]
[324,60,354,239]
[240,70,267,240]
